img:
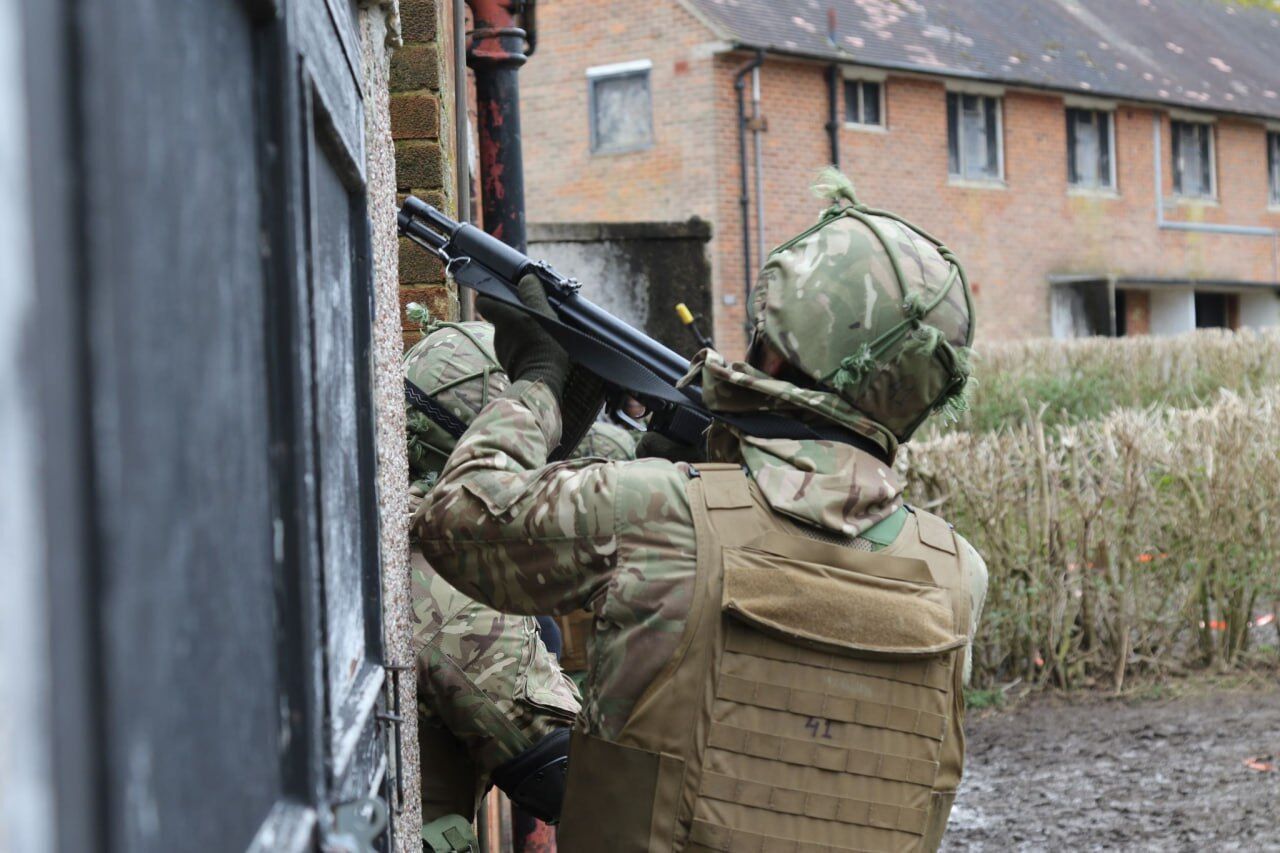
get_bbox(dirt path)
[942,686,1280,852]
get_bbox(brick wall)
[716,61,1280,350]
[393,0,458,347]
[521,0,722,225]
[518,0,1280,357]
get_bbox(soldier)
[415,170,988,852]
[405,318,634,849]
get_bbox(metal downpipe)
[751,65,766,268]
[467,0,529,252]
[825,63,840,168]
[734,49,765,332]
[455,0,474,318]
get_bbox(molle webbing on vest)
[555,465,969,853]
[688,466,966,853]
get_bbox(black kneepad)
[490,726,571,824]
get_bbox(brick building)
[519,0,1280,356]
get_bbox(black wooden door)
[51,0,388,850]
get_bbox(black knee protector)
[490,726,571,824]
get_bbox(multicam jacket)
[412,495,581,770]
[407,321,644,822]
[414,376,988,742]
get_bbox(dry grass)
[904,382,1280,692]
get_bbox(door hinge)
[323,796,388,853]
[380,661,412,816]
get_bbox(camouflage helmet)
[404,313,635,490]
[749,169,975,445]
[404,316,508,490]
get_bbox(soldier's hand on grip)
[477,274,570,401]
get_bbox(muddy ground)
[942,685,1280,852]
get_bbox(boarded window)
[1066,108,1113,189]
[843,80,882,126]
[946,92,1002,181]
[1269,131,1280,206]
[589,67,653,154]
[1171,120,1214,198]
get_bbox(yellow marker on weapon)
[674,303,713,350]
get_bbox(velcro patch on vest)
[701,466,754,509]
[914,511,957,555]
[722,547,965,657]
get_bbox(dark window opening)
[1114,288,1127,337]
[1051,279,1113,337]
[589,68,654,154]
[946,92,1002,181]
[1171,120,1214,198]
[843,80,883,126]
[1194,291,1237,329]
[1066,108,1113,188]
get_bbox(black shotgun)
[397,196,861,452]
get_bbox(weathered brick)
[399,0,439,43]
[391,93,441,139]
[398,189,449,209]
[390,43,439,92]
[395,140,443,189]
[399,284,456,330]
[399,236,446,283]
[403,330,425,352]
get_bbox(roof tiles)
[684,0,1280,120]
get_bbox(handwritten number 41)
[804,716,834,739]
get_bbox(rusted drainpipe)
[454,0,474,319]
[824,7,841,168]
[824,64,840,168]
[734,49,765,330]
[467,0,529,251]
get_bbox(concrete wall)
[0,0,54,848]
[1240,289,1280,328]
[528,219,713,357]
[1149,288,1197,335]
[359,2,422,849]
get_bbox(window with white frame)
[1171,119,1215,198]
[946,91,1002,181]
[1268,131,1280,206]
[844,79,883,127]
[588,60,653,154]
[1066,108,1114,189]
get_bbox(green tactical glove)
[477,274,570,402]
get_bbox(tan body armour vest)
[558,465,971,853]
